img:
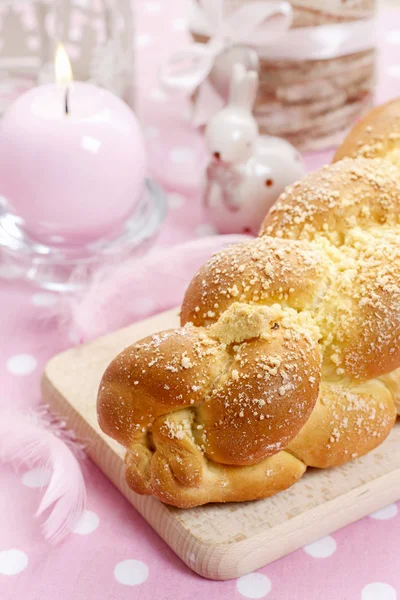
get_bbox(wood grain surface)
[42,309,400,580]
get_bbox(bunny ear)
[228,63,247,106]
[243,70,259,111]
[228,64,259,111]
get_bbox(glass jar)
[0,0,135,115]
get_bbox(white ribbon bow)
[160,0,293,125]
[160,0,376,127]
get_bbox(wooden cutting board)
[42,308,400,581]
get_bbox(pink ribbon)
[160,0,293,125]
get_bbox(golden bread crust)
[128,443,306,508]
[98,98,400,507]
[260,157,400,244]
[333,98,400,163]
[98,304,320,505]
[181,237,328,327]
[98,327,225,447]
[192,320,321,466]
[288,377,397,467]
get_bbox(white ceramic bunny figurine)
[204,63,306,234]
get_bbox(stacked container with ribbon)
[163,0,377,150]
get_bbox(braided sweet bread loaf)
[98,100,400,508]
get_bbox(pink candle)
[0,53,146,244]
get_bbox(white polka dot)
[362,582,397,600]
[149,87,169,103]
[370,504,398,520]
[236,573,272,598]
[387,65,400,78]
[303,536,337,558]
[144,126,160,139]
[0,263,21,279]
[168,193,185,210]
[170,147,195,164]
[114,559,149,586]
[71,510,99,535]
[137,34,152,47]
[0,549,28,576]
[386,30,400,45]
[172,18,187,31]
[6,354,37,376]
[21,468,51,488]
[195,223,218,237]
[31,293,57,307]
[143,1,161,13]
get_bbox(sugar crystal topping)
[102,154,400,477]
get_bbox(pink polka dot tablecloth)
[1,2,400,599]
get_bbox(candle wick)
[65,87,69,116]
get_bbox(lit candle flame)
[55,43,73,85]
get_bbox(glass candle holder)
[0,178,167,292]
[0,44,166,292]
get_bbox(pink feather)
[0,407,86,543]
[61,234,251,342]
